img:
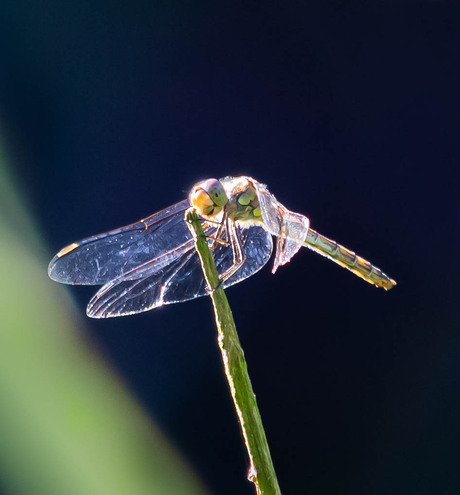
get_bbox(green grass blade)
[0,139,208,495]
[186,209,281,495]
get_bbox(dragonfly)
[48,176,396,318]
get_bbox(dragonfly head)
[190,178,227,217]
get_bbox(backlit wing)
[86,225,273,318]
[48,199,191,285]
[250,178,309,273]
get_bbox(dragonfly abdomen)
[304,229,396,290]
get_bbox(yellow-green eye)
[189,178,227,217]
[203,179,227,208]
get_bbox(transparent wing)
[48,199,191,285]
[86,225,273,318]
[250,178,309,273]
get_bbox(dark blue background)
[2,1,459,493]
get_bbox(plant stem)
[186,208,281,495]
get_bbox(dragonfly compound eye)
[190,178,227,217]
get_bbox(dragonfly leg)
[207,217,230,250]
[201,217,223,226]
[220,220,246,282]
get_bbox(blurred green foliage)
[0,139,208,495]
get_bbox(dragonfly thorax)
[222,177,263,225]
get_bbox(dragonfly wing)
[48,199,191,285]
[164,225,273,304]
[86,247,197,318]
[250,178,309,273]
[87,225,272,318]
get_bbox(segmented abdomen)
[304,229,396,290]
